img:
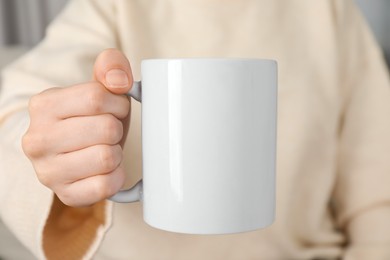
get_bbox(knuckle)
[120,96,131,116]
[98,145,121,173]
[57,185,88,207]
[28,90,55,114]
[22,132,45,158]
[92,171,124,200]
[57,189,76,207]
[33,160,56,188]
[36,170,54,188]
[101,115,123,144]
[86,85,106,114]
[21,133,33,156]
[92,178,112,201]
[28,95,43,114]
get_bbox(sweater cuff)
[0,109,53,259]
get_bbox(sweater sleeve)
[331,0,390,258]
[0,0,118,258]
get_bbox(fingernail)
[106,69,129,88]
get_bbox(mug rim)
[141,58,277,64]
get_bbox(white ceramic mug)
[110,58,277,234]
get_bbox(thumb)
[93,48,133,95]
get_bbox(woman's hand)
[22,49,133,207]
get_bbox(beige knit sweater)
[1,0,390,259]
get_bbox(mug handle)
[109,81,143,203]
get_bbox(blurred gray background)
[0,0,67,46]
[356,0,390,65]
[0,0,389,259]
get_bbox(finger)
[46,144,123,185]
[56,164,126,207]
[93,48,134,95]
[51,114,123,153]
[34,83,131,119]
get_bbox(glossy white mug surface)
[110,58,277,234]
